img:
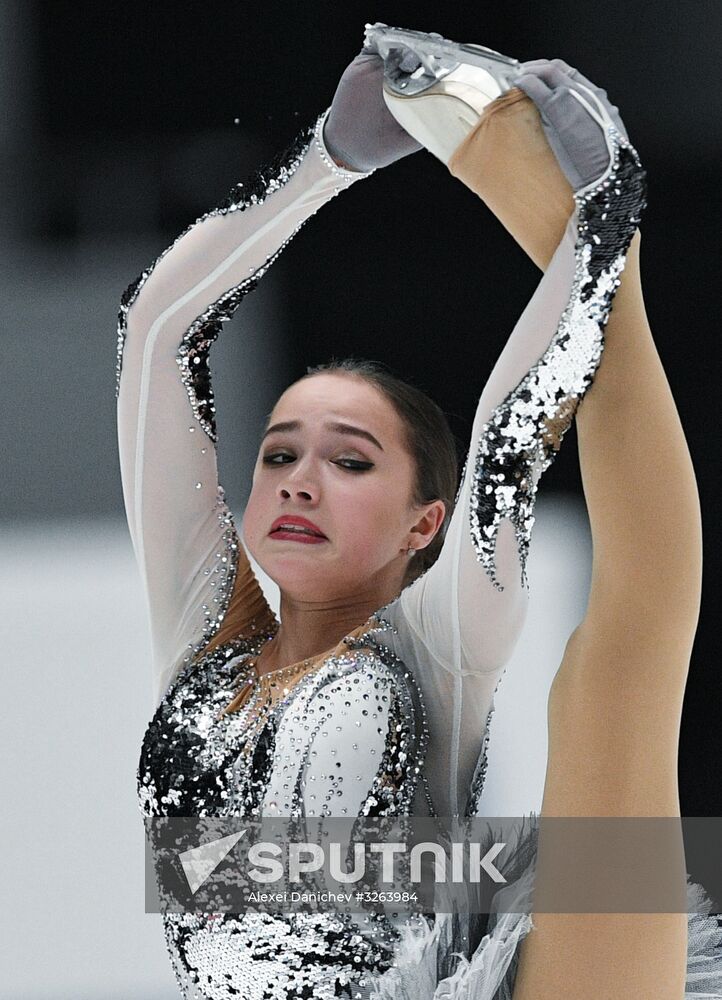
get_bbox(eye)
[262,451,294,465]
[333,458,374,472]
[261,451,373,472]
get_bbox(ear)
[406,499,447,553]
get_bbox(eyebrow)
[261,419,384,452]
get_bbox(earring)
[406,547,415,557]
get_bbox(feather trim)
[369,815,722,999]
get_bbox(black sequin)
[138,615,433,999]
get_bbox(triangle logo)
[179,829,247,894]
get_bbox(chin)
[281,561,377,604]
[256,546,336,593]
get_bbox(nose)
[278,484,314,501]
[276,462,319,503]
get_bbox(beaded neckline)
[214,646,314,720]
[250,652,316,680]
[216,615,384,719]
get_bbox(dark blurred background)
[3,0,721,841]
[29,0,722,798]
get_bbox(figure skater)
[117,22,722,999]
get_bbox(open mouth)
[269,518,328,543]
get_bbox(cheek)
[240,476,268,553]
[335,475,409,551]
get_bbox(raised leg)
[449,88,699,998]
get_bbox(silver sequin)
[179,486,241,673]
[138,615,433,999]
[469,132,647,589]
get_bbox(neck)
[260,578,404,673]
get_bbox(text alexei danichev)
[247,889,419,903]
[248,890,355,904]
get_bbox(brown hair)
[301,357,460,588]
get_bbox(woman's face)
[242,373,442,603]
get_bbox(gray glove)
[514,58,629,192]
[323,47,423,172]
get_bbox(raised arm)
[473,63,702,685]
[116,112,373,708]
[395,69,646,684]
[117,47,424,709]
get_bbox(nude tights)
[448,89,699,999]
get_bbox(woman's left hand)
[514,58,630,191]
[323,47,423,172]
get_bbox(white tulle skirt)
[369,815,722,1000]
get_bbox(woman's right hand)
[323,46,423,172]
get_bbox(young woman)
[118,23,722,1000]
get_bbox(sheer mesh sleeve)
[385,136,646,815]
[116,110,373,709]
